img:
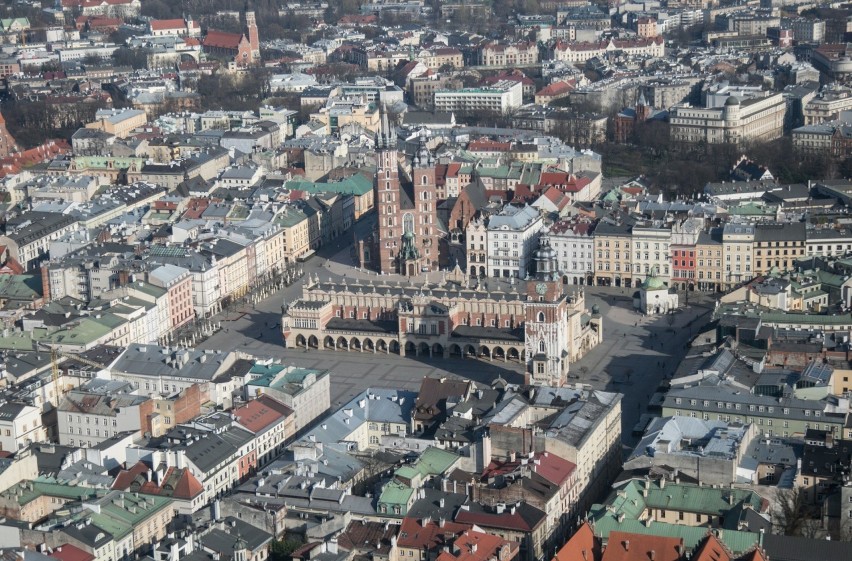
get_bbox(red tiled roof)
[536,80,575,97]
[89,16,121,27]
[0,256,25,275]
[601,531,684,561]
[0,140,69,178]
[554,522,599,561]
[233,394,293,433]
[151,19,188,31]
[468,139,510,152]
[203,29,243,50]
[169,467,204,499]
[182,198,210,219]
[111,460,149,490]
[531,451,575,486]
[112,461,203,500]
[48,544,95,561]
[397,517,472,550]
[435,530,517,561]
[184,37,201,47]
[691,533,734,561]
[290,542,322,560]
[398,60,421,76]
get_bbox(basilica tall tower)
[375,108,404,275]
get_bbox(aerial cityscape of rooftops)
[3,1,852,560]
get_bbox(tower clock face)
[536,282,547,295]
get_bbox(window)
[538,312,545,322]
[539,340,546,353]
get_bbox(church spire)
[378,104,395,150]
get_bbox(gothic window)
[422,176,427,185]
[539,340,546,353]
[403,213,414,234]
[538,312,545,322]
[386,170,390,179]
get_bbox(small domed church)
[635,267,679,315]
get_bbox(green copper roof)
[378,480,413,509]
[1,477,104,507]
[285,172,373,196]
[394,447,459,481]
[588,480,762,554]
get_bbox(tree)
[773,487,820,537]
[112,46,148,69]
[269,535,304,561]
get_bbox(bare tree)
[773,487,819,537]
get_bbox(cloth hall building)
[282,245,603,386]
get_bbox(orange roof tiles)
[602,531,684,561]
[536,80,575,97]
[111,461,203,500]
[397,517,472,551]
[111,460,149,490]
[435,530,518,561]
[203,29,243,50]
[468,140,511,153]
[151,18,189,30]
[554,522,600,561]
[0,140,69,178]
[48,544,95,561]
[233,394,293,433]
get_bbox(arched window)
[422,175,428,185]
[537,312,545,322]
[539,340,546,353]
[386,170,390,179]
[403,213,414,234]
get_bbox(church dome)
[642,269,666,290]
[533,237,558,280]
[724,96,740,106]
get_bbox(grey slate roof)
[111,345,231,381]
[754,222,806,242]
[763,534,852,561]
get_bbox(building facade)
[548,219,595,286]
[669,94,785,145]
[722,223,755,289]
[434,81,523,114]
[485,205,543,279]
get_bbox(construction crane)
[37,343,108,405]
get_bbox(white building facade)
[547,224,595,285]
[485,204,544,279]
